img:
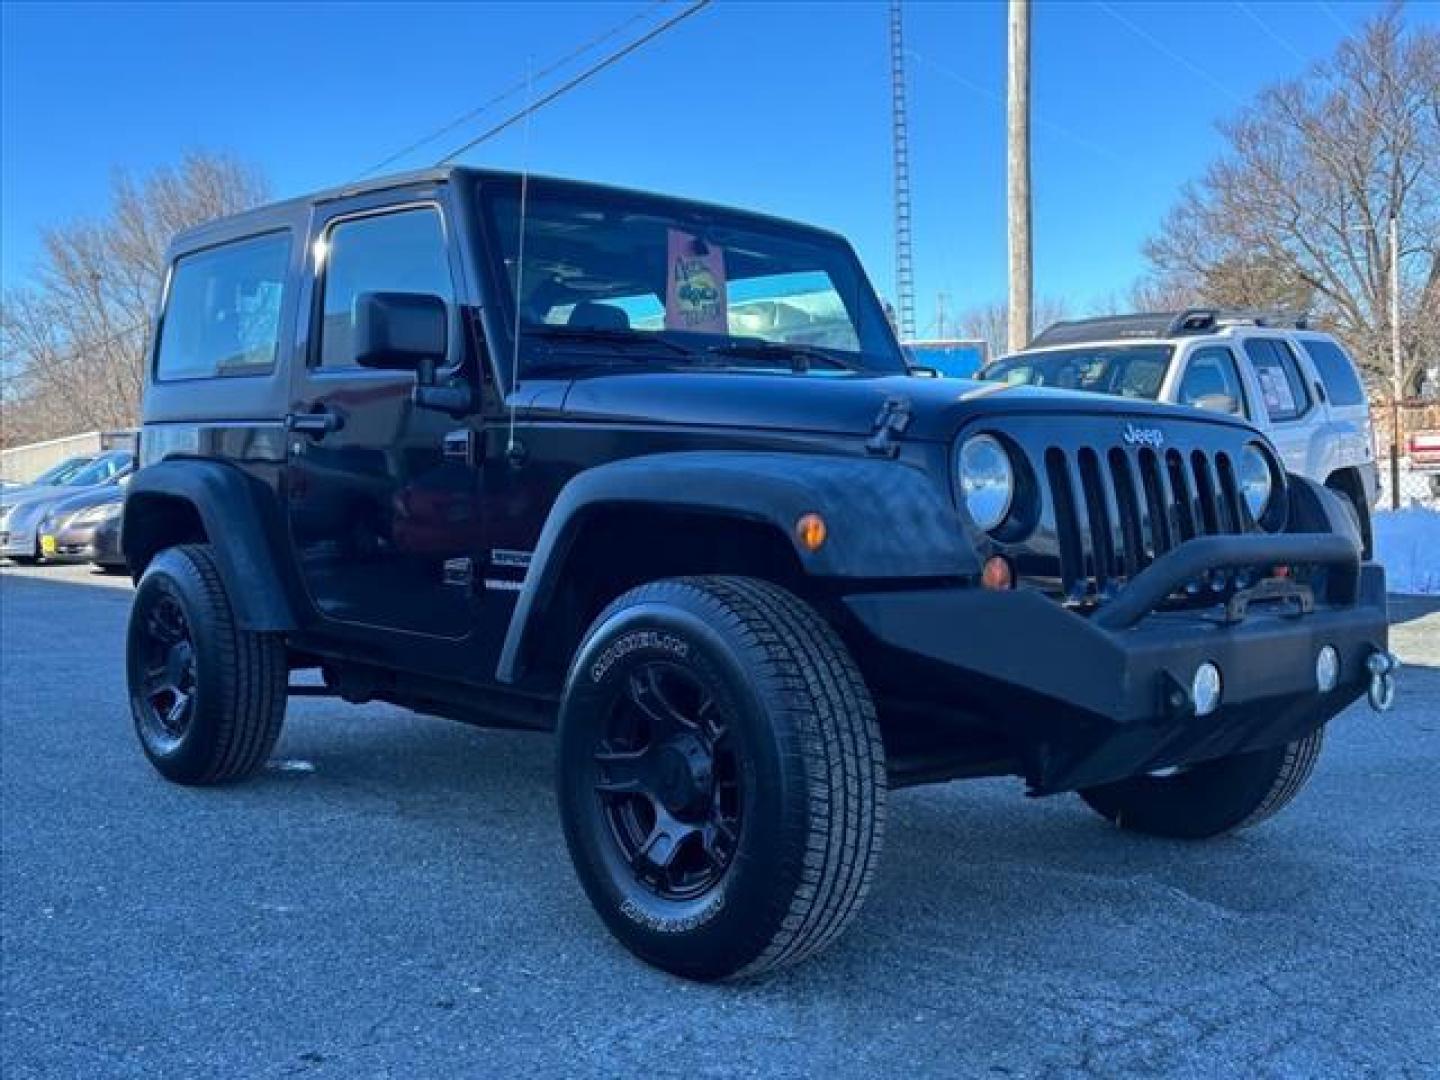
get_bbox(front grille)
[1044,444,1250,602]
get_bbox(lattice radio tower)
[889,0,916,341]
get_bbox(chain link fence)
[1372,400,1440,511]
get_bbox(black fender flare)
[496,451,978,683]
[123,459,301,632]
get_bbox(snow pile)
[1373,507,1440,595]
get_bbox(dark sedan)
[37,483,126,571]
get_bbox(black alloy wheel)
[592,661,742,902]
[134,591,198,753]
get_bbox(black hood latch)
[865,396,913,458]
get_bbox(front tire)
[126,544,287,784]
[1079,729,1325,839]
[1327,481,1372,559]
[557,576,886,980]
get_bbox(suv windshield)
[483,182,906,376]
[982,344,1173,400]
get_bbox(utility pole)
[1389,210,1403,509]
[1006,0,1032,352]
[889,0,916,342]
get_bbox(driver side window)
[317,207,453,368]
[1178,347,1247,417]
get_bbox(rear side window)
[1241,338,1311,422]
[317,208,453,368]
[155,232,291,380]
[1299,338,1366,407]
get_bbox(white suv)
[984,310,1379,552]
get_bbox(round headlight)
[1238,445,1274,522]
[958,434,1015,532]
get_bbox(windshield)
[982,344,1174,400]
[33,456,94,485]
[483,182,905,376]
[65,451,133,487]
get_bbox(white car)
[984,310,1380,552]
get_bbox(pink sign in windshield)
[665,229,727,334]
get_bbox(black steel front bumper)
[844,533,1390,794]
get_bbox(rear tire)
[126,543,287,784]
[1079,729,1325,839]
[557,576,886,980]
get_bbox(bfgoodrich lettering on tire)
[556,576,886,980]
[127,543,287,785]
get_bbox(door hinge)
[443,428,480,466]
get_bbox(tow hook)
[1366,651,1400,712]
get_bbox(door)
[1237,336,1315,473]
[287,198,484,639]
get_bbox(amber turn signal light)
[981,555,1013,591]
[795,513,828,552]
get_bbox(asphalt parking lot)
[2,561,1437,1078]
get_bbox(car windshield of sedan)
[982,344,1174,399]
[485,185,906,376]
[64,451,133,487]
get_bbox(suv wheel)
[557,576,886,980]
[126,544,287,784]
[1327,481,1371,558]
[1078,729,1324,839]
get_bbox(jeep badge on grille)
[1122,423,1165,449]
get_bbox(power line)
[436,0,713,166]
[357,0,670,179]
[908,47,1126,166]
[1234,1,1310,66]
[1094,1,1246,107]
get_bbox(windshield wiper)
[705,340,861,373]
[527,324,697,357]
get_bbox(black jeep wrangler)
[124,167,1396,980]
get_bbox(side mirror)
[354,291,447,371]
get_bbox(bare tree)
[1141,6,1439,396]
[1,151,268,446]
[960,296,1072,357]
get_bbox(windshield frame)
[473,177,907,385]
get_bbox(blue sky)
[3,0,1434,332]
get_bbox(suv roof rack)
[1028,308,1310,349]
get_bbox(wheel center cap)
[655,735,713,817]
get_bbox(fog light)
[1192,662,1222,716]
[1315,645,1340,693]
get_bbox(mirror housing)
[354,291,447,371]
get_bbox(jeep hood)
[557,371,1256,442]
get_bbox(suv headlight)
[1238,445,1274,521]
[958,434,1015,531]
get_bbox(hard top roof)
[169,166,847,252]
